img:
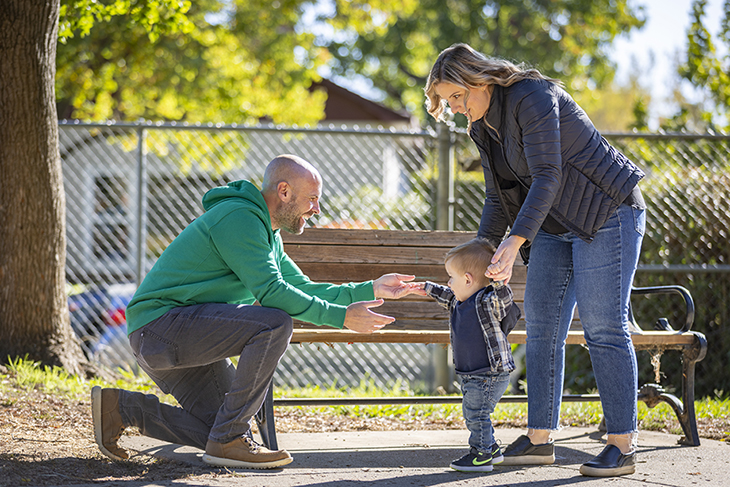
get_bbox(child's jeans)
[459,371,511,452]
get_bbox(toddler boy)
[421,238,520,472]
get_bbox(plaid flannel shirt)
[424,280,516,373]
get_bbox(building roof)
[312,79,414,125]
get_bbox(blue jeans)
[120,303,293,449]
[460,372,511,452]
[524,204,645,435]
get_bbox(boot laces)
[241,435,262,452]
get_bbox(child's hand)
[410,281,428,295]
[373,274,427,299]
[394,280,428,297]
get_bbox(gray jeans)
[120,303,293,450]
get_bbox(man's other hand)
[343,299,395,333]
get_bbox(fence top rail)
[449,125,729,141]
[637,264,730,273]
[58,120,436,138]
[602,132,730,141]
[59,120,730,141]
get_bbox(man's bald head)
[262,154,321,194]
[261,154,323,234]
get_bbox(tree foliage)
[316,0,645,123]
[57,0,328,125]
[59,0,194,42]
[55,1,652,127]
[572,76,651,132]
[668,0,730,131]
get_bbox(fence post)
[436,124,455,231]
[135,126,148,286]
[433,123,456,392]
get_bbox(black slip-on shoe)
[500,434,555,465]
[579,444,636,477]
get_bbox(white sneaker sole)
[91,386,126,461]
[450,463,494,472]
[202,453,293,469]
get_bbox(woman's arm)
[508,85,564,243]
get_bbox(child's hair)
[444,238,496,282]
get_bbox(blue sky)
[611,0,726,128]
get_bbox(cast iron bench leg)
[254,381,278,450]
[638,333,707,447]
[676,332,707,446]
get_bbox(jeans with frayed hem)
[524,204,645,435]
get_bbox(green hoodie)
[125,180,374,334]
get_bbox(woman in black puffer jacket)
[425,43,646,478]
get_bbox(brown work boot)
[203,436,293,469]
[91,386,129,460]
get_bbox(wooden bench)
[255,228,708,449]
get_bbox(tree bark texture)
[0,0,84,374]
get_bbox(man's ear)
[277,181,291,202]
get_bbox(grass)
[273,376,730,440]
[2,357,728,441]
[3,355,174,402]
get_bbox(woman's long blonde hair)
[425,43,561,122]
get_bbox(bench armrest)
[630,285,695,333]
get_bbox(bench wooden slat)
[283,229,476,247]
[293,263,450,283]
[290,329,701,347]
[291,293,583,331]
[298,299,522,319]
[286,244,454,265]
[291,262,528,285]
[293,321,451,331]
[293,318,586,332]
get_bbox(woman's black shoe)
[500,434,555,465]
[580,444,636,477]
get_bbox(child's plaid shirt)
[424,280,517,373]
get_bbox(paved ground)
[112,426,728,486]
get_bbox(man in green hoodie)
[90,154,423,469]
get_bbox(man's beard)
[275,198,309,234]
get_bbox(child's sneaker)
[487,442,504,465]
[450,444,502,472]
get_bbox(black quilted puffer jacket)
[471,78,644,246]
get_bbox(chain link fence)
[60,122,730,396]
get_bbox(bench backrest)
[282,228,543,331]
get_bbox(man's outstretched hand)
[373,273,427,299]
[344,299,394,333]
[344,274,427,333]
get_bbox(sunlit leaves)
[59,0,194,42]
[318,0,645,124]
[56,0,327,125]
[676,0,730,130]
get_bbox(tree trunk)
[0,0,85,375]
